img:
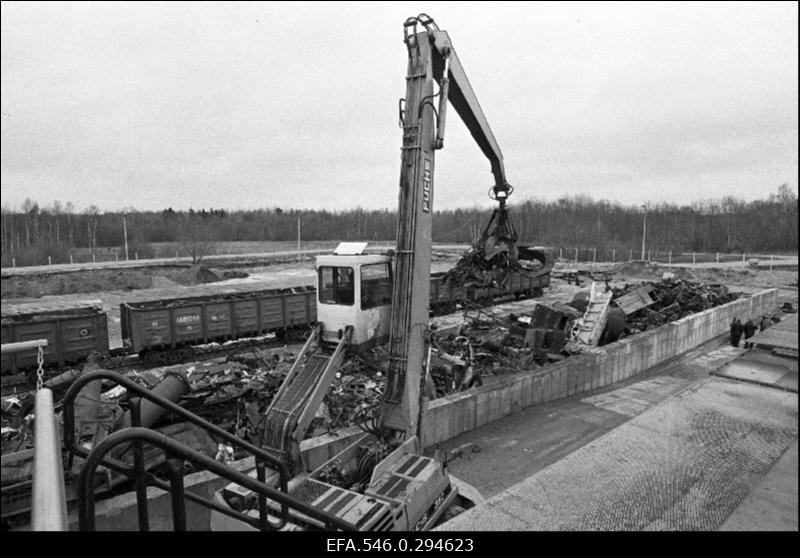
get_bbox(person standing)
[743,319,757,344]
[730,318,743,347]
[760,315,771,332]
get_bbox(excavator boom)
[383,14,521,436]
[428,29,508,192]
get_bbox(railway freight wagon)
[0,306,109,380]
[429,269,550,314]
[2,269,551,376]
[120,286,317,365]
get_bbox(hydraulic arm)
[382,14,518,435]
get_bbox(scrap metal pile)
[428,328,534,396]
[181,348,296,441]
[311,351,386,435]
[0,348,391,511]
[444,244,553,288]
[426,303,578,397]
[176,347,389,445]
[611,276,741,332]
[1,391,35,456]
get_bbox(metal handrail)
[62,370,290,480]
[61,370,292,526]
[2,339,68,531]
[1,339,49,354]
[76,427,356,531]
[62,371,355,531]
[31,388,68,531]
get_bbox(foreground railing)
[2,339,68,531]
[32,388,69,531]
[61,371,355,531]
[75,427,356,531]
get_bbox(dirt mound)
[1,265,204,299]
[150,276,180,288]
[685,267,797,288]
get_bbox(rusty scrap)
[552,269,615,287]
[613,278,740,332]
[615,284,657,315]
[444,244,552,288]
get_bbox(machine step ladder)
[261,325,351,473]
[573,281,613,346]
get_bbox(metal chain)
[36,344,44,391]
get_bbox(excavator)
[211,14,530,531]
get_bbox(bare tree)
[164,208,225,264]
[85,205,100,252]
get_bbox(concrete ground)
[719,440,798,531]
[432,335,798,531]
[430,339,746,496]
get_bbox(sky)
[1,1,797,213]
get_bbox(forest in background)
[1,184,797,267]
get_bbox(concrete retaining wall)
[420,288,779,447]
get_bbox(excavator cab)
[316,243,393,349]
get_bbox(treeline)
[1,185,797,267]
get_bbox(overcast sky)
[1,1,797,213]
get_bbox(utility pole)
[640,205,647,261]
[123,213,129,261]
[297,215,301,262]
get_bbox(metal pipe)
[167,458,187,531]
[31,388,68,531]
[43,368,83,391]
[256,460,269,531]
[1,339,48,354]
[74,369,103,439]
[434,50,450,150]
[130,398,150,531]
[116,370,190,430]
[62,371,292,493]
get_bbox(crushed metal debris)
[611,277,741,333]
[443,244,551,288]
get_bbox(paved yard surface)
[440,376,797,530]
[719,439,798,531]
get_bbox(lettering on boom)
[422,158,431,213]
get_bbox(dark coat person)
[743,319,757,340]
[730,318,743,347]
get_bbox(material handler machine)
[211,14,533,531]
